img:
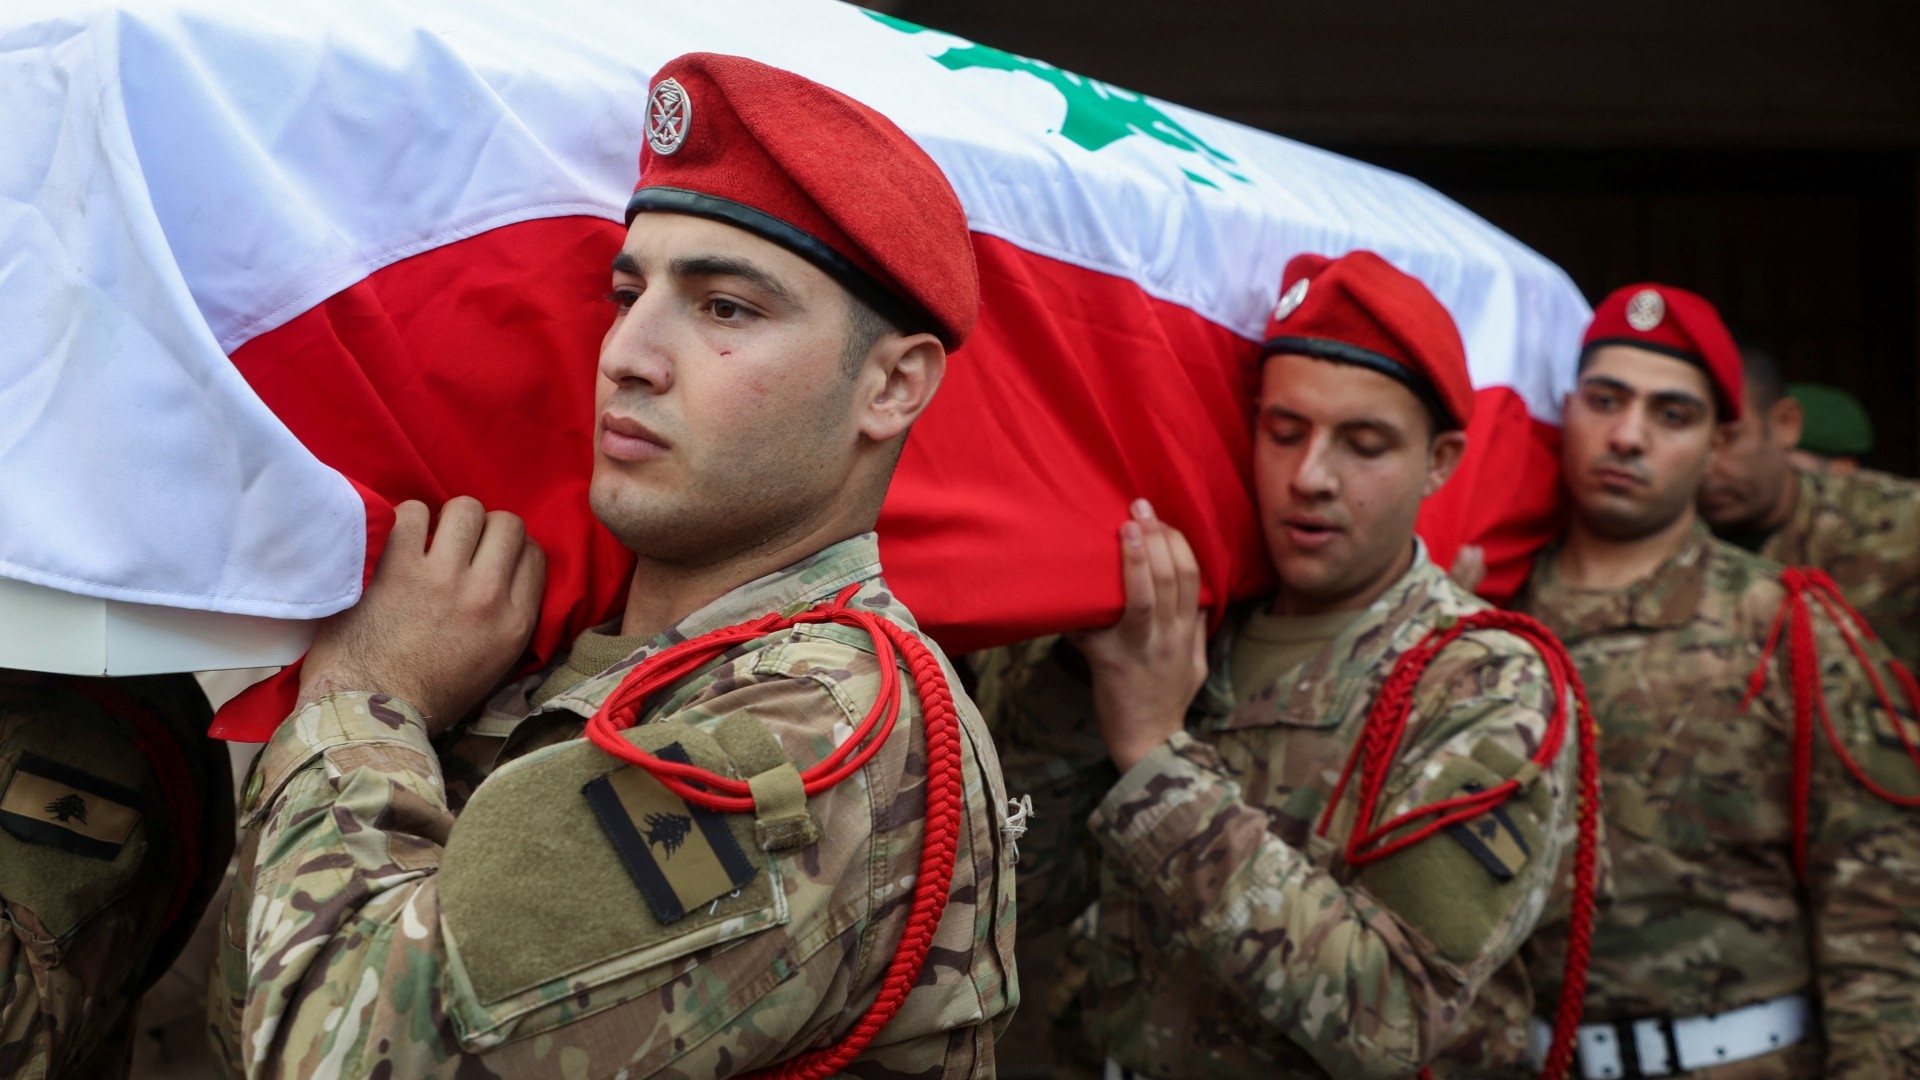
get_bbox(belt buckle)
[1605,1015,1681,1078]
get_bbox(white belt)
[1530,993,1810,1078]
[1103,1059,1161,1080]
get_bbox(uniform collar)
[1522,520,1712,642]
[1197,540,1460,729]
[478,533,885,731]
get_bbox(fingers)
[1164,520,1201,619]
[428,496,488,565]
[1130,499,1203,626]
[470,509,528,579]
[1117,516,1156,627]
[1135,501,1180,619]
[384,501,431,561]
[509,539,547,625]
[1449,543,1487,593]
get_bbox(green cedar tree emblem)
[865,10,1249,187]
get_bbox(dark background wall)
[891,0,1920,475]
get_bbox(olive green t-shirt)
[1229,606,1363,707]
[529,622,651,707]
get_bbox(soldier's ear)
[856,333,946,445]
[1771,396,1804,453]
[1423,429,1467,498]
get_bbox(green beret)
[1788,383,1873,456]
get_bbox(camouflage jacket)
[1760,467,1920,675]
[210,535,1018,1079]
[1513,523,1920,1078]
[1,673,233,1080]
[980,547,1581,1079]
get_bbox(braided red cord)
[1736,568,1920,880]
[57,680,204,930]
[585,584,965,1079]
[1316,611,1600,1080]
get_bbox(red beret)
[1261,250,1474,430]
[625,53,977,348]
[1581,283,1742,421]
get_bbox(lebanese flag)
[0,0,1588,741]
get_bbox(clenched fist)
[297,497,545,734]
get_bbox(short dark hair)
[841,291,901,376]
[1733,331,1786,412]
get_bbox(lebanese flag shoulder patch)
[0,752,145,860]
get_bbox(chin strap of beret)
[585,583,962,1080]
[1741,567,1920,882]
[1316,610,1600,1080]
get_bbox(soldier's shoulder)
[1397,573,1556,709]
[1821,468,1920,538]
[1704,536,1789,597]
[1820,465,1920,506]
[1411,567,1528,658]
[1697,539,1815,657]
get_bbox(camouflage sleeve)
[1086,639,1574,1079]
[1795,615,1920,1077]
[213,692,452,1076]
[971,637,1118,933]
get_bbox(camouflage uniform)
[1756,468,1920,675]
[1,672,234,1079]
[980,546,1581,1079]
[1513,523,1920,1078]
[210,535,1018,1078]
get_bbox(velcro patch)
[1444,782,1532,882]
[0,752,144,860]
[583,743,756,924]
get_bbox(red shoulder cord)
[1313,611,1600,1080]
[583,584,964,1080]
[1736,567,1920,881]
[56,680,204,931]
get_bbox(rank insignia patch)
[583,743,756,924]
[1444,782,1532,882]
[0,753,144,860]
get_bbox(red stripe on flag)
[209,223,1561,740]
[210,217,635,740]
[1417,386,1566,604]
[880,233,1273,652]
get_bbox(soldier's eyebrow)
[669,254,802,309]
[1577,374,1634,396]
[1647,389,1710,412]
[1262,403,1402,438]
[611,251,642,277]
[1581,374,1708,413]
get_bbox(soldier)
[980,251,1589,1078]
[1785,382,1873,476]
[1699,353,1919,672]
[1513,283,1920,1078]
[1,670,234,1078]
[210,54,1016,1078]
